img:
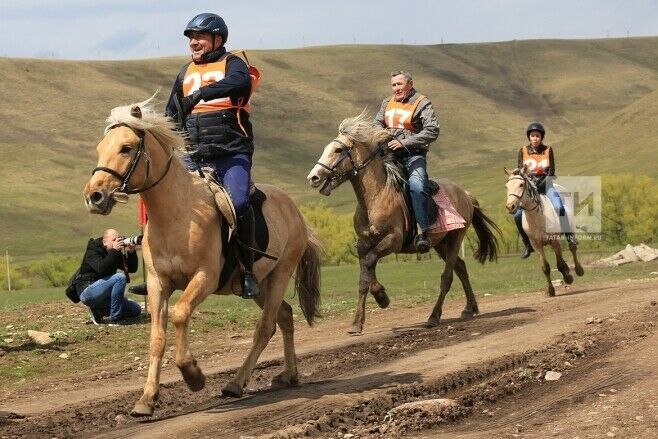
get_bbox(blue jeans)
[403,155,430,231]
[79,273,141,321]
[183,153,252,217]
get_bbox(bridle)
[315,137,386,184]
[91,123,174,195]
[507,173,542,212]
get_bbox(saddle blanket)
[427,188,466,233]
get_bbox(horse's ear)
[504,167,511,176]
[130,106,142,119]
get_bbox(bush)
[28,254,79,287]
[301,202,357,265]
[0,263,31,291]
[602,175,658,245]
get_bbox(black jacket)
[78,238,138,284]
[165,47,254,159]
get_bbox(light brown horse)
[504,166,584,296]
[83,97,322,416]
[307,113,500,334]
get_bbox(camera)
[121,235,143,246]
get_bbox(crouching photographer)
[77,229,143,325]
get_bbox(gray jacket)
[374,89,439,156]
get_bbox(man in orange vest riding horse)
[165,13,259,299]
[375,70,440,253]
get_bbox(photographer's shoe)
[108,319,129,327]
[129,282,148,296]
[89,310,104,325]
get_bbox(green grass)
[1,255,656,389]
[1,37,658,256]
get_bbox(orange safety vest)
[522,145,552,176]
[384,94,427,131]
[182,50,260,134]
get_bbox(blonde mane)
[338,111,403,191]
[105,93,187,152]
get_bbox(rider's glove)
[180,90,202,116]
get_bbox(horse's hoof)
[221,381,244,398]
[372,291,390,309]
[564,274,574,285]
[461,310,475,320]
[426,316,440,327]
[575,266,584,277]
[347,325,363,336]
[546,287,556,297]
[179,362,206,392]
[130,401,154,417]
[272,372,299,388]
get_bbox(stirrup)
[414,233,431,254]
[240,272,260,299]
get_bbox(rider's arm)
[165,64,189,119]
[517,148,524,170]
[400,99,439,152]
[373,98,389,129]
[547,147,555,176]
[197,56,251,102]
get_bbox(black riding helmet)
[526,122,545,139]
[184,13,228,43]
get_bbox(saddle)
[201,172,270,292]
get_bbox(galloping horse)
[83,97,322,416]
[307,113,500,334]
[504,166,584,296]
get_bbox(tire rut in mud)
[0,308,534,438]
[254,305,657,439]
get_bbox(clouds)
[0,0,656,60]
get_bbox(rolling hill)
[1,36,657,257]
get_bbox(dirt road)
[1,277,657,438]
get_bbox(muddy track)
[0,306,534,438]
[1,279,657,438]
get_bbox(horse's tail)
[469,194,501,264]
[295,219,323,326]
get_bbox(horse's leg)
[534,242,555,297]
[349,236,395,335]
[170,275,215,392]
[222,267,289,397]
[369,259,390,309]
[454,256,479,318]
[552,240,573,285]
[569,240,585,277]
[271,300,299,387]
[132,277,170,417]
[427,234,459,327]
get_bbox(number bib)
[522,145,552,175]
[384,94,426,131]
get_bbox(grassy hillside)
[1,37,657,256]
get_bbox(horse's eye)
[335,147,343,154]
[120,145,132,154]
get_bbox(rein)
[91,123,174,195]
[315,138,386,183]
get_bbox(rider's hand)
[387,139,404,150]
[181,90,202,115]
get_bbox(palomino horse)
[504,166,584,296]
[83,98,322,416]
[307,113,500,334]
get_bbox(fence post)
[5,249,11,291]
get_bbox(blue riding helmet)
[184,13,228,42]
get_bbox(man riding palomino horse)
[514,122,577,258]
[375,70,439,253]
[165,12,259,299]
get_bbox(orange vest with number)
[522,145,552,176]
[384,94,427,131]
[182,50,260,115]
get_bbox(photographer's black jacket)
[78,238,138,283]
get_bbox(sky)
[1,0,657,60]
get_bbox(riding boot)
[520,234,534,259]
[237,206,260,299]
[414,231,431,254]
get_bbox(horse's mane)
[105,93,186,152]
[338,111,403,191]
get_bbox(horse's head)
[504,166,530,214]
[307,112,389,196]
[84,97,182,215]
